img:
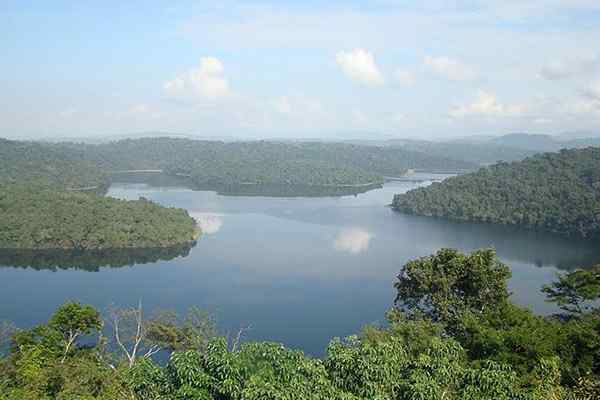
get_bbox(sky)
[2,0,600,140]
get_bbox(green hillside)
[392,147,600,239]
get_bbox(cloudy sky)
[2,0,600,140]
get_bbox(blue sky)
[2,0,600,140]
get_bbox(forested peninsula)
[392,147,600,239]
[0,185,199,250]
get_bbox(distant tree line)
[1,248,599,399]
[0,138,107,190]
[392,147,600,239]
[79,138,477,186]
[1,137,479,191]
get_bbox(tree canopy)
[392,147,600,239]
[0,185,199,250]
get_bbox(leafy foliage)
[2,249,600,399]
[394,248,600,389]
[0,185,198,250]
[394,248,511,324]
[0,138,107,190]
[542,265,600,314]
[393,147,600,239]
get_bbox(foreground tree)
[542,264,600,315]
[108,301,161,368]
[48,301,102,363]
[145,306,217,353]
[394,248,511,325]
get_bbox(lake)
[1,175,600,355]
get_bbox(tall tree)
[48,301,102,363]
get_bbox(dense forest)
[1,248,598,399]
[0,185,199,250]
[1,137,477,190]
[392,147,600,239]
[80,138,477,186]
[0,139,107,190]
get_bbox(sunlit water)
[1,176,599,355]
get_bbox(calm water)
[1,176,600,355]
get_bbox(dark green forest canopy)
[0,138,107,190]
[1,137,478,189]
[392,147,600,239]
[79,138,478,186]
[0,185,198,250]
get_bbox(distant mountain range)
[340,132,600,165]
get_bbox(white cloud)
[334,228,373,254]
[336,49,384,86]
[539,61,572,80]
[539,55,600,80]
[424,56,477,81]
[450,90,526,118]
[394,69,416,86]
[164,57,231,100]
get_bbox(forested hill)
[0,138,107,190]
[0,185,199,250]
[81,138,477,186]
[1,138,477,189]
[392,147,600,239]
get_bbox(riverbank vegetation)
[0,185,198,250]
[1,248,598,399]
[392,147,600,239]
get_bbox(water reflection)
[334,228,373,254]
[191,213,224,235]
[0,244,195,272]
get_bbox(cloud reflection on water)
[334,228,373,254]
[191,213,224,235]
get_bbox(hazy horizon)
[2,1,600,141]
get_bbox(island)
[0,185,199,250]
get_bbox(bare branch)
[231,324,252,352]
